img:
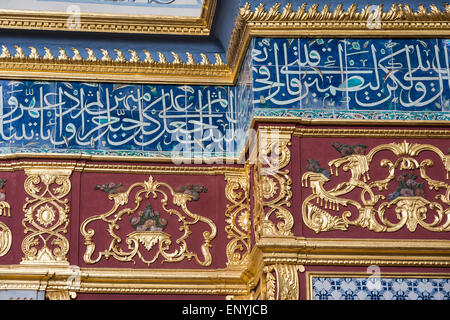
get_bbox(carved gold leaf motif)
[81,176,217,267]
[225,170,251,266]
[254,130,293,239]
[301,141,450,233]
[21,169,72,265]
[263,264,304,300]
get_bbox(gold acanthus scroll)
[302,141,450,233]
[81,176,217,267]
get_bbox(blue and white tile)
[253,65,302,109]
[252,38,300,68]
[312,277,450,300]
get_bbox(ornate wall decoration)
[45,290,76,301]
[0,45,230,85]
[81,176,217,267]
[0,179,11,257]
[254,129,293,240]
[224,170,251,266]
[0,0,215,35]
[310,275,450,300]
[262,264,305,300]
[0,80,237,159]
[21,168,72,265]
[301,141,450,233]
[227,3,450,74]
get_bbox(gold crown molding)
[0,0,216,36]
[227,2,450,83]
[0,45,231,85]
[252,117,450,128]
[0,160,246,176]
[255,125,450,139]
[0,265,248,296]
[0,152,240,165]
[253,237,450,267]
[306,271,450,300]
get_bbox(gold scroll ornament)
[21,169,72,265]
[225,169,251,266]
[301,141,450,233]
[263,264,305,300]
[81,176,217,267]
[254,129,293,240]
[0,199,11,257]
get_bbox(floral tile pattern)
[312,277,450,300]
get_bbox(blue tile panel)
[252,38,450,113]
[312,277,450,300]
[0,38,449,158]
[0,81,238,158]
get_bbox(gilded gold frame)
[0,0,216,36]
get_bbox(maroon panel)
[295,134,450,240]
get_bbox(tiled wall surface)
[0,38,449,157]
[312,277,450,300]
[0,81,237,158]
[252,38,450,120]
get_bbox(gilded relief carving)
[262,264,305,300]
[21,169,72,265]
[225,170,251,266]
[301,141,450,233]
[0,179,11,257]
[254,130,293,240]
[81,176,217,267]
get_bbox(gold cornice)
[0,152,240,165]
[0,160,246,176]
[0,265,248,296]
[254,237,450,267]
[0,45,231,85]
[0,0,216,36]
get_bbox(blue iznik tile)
[7,81,57,151]
[300,65,348,110]
[345,38,394,71]
[97,108,147,152]
[347,71,397,111]
[299,38,347,69]
[389,39,438,70]
[253,65,301,109]
[141,84,170,112]
[252,38,300,68]
[187,86,229,114]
